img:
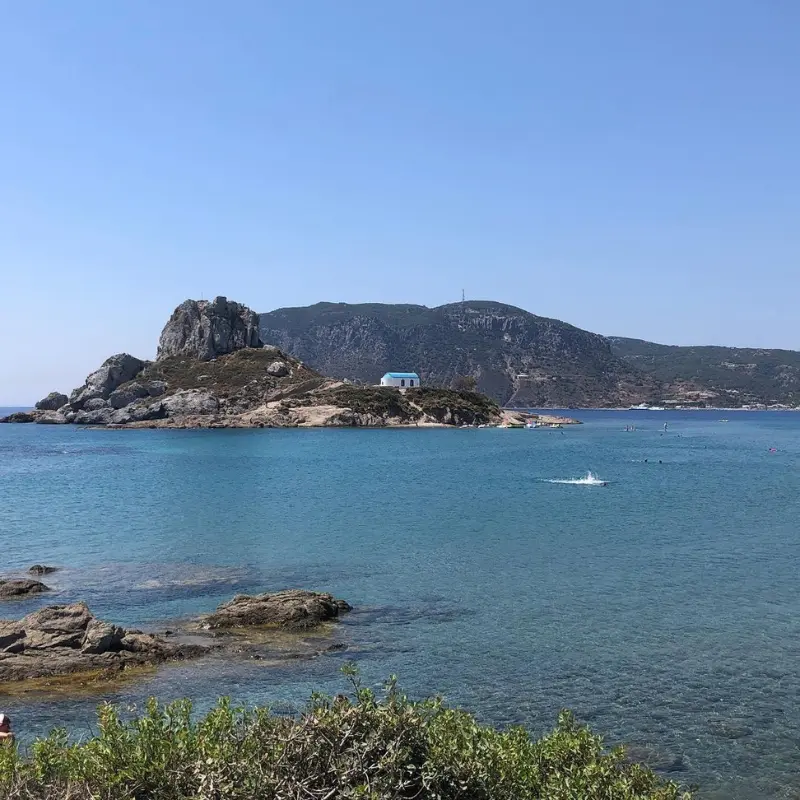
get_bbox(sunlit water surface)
[1,410,799,799]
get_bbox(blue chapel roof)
[383,372,419,379]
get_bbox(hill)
[260,301,659,407]
[609,338,800,407]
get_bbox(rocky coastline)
[0,589,351,684]
[1,296,523,430]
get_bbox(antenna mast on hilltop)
[461,289,465,303]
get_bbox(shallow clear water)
[2,411,800,799]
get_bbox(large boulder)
[0,579,49,599]
[36,392,68,411]
[69,354,148,410]
[157,297,262,361]
[35,411,68,425]
[110,401,166,425]
[204,589,351,630]
[0,602,205,682]
[267,360,290,377]
[72,408,113,426]
[145,380,167,397]
[83,397,108,411]
[108,382,149,408]
[161,389,219,417]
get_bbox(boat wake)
[544,471,608,486]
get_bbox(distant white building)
[380,372,420,389]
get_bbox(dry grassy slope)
[118,347,325,412]
[115,348,502,425]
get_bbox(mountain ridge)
[608,337,800,407]
[260,300,662,407]
[260,301,800,408]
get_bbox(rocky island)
[2,297,525,429]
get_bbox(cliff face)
[260,301,659,407]
[157,297,262,361]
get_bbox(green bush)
[0,670,692,799]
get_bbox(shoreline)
[506,406,800,412]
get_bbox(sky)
[1,1,799,404]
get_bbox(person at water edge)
[0,714,13,743]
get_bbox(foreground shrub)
[0,671,692,799]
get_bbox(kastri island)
[1,296,578,429]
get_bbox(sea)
[1,408,799,799]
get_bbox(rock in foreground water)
[0,602,203,682]
[205,589,352,630]
[29,565,58,576]
[0,412,36,423]
[0,579,50,599]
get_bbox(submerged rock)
[205,589,352,630]
[36,392,68,411]
[0,579,50,599]
[0,602,206,682]
[707,720,754,739]
[157,296,262,361]
[29,565,58,576]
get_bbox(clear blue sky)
[2,1,799,404]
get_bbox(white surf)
[544,471,607,486]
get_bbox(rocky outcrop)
[0,579,50,599]
[0,412,36,423]
[0,588,352,682]
[36,392,68,411]
[157,297,262,361]
[36,411,68,424]
[204,589,352,631]
[69,354,148,410]
[0,603,202,682]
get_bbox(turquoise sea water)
[2,410,800,799]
